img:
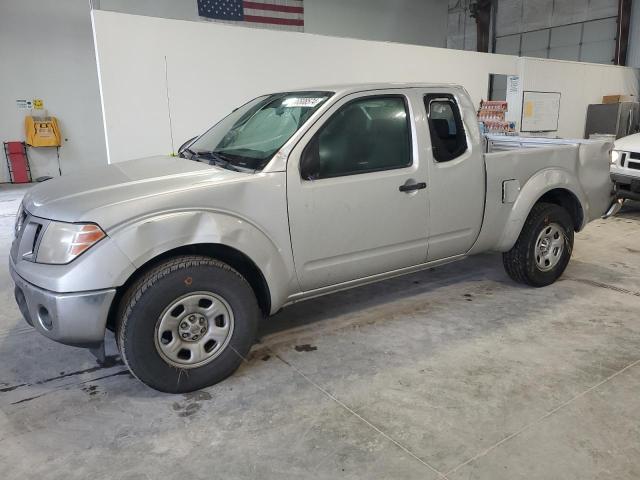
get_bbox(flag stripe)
[243,1,303,14]
[243,14,304,26]
[244,8,303,19]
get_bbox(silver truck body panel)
[421,86,485,261]
[10,83,614,347]
[11,265,115,347]
[472,136,613,253]
[108,172,297,311]
[286,88,429,291]
[23,156,215,225]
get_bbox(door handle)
[399,182,427,192]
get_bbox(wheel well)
[536,189,584,231]
[106,244,271,331]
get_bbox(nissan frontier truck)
[11,83,616,392]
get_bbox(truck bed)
[469,135,613,254]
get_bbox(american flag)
[197,0,304,31]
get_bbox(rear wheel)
[503,202,574,287]
[117,255,259,393]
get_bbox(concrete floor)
[1,183,640,480]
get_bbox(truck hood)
[614,133,640,152]
[23,156,244,224]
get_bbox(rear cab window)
[424,94,468,162]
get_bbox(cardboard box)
[602,94,636,104]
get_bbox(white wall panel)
[93,10,638,163]
[92,10,516,163]
[519,57,639,137]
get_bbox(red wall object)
[4,141,32,183]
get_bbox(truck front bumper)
[10,261,116,348]
[612,173,640,202]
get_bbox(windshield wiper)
[193,151,245,172]
[215,154,256,172]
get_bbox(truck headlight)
[36,222,106,264]
[611,150,621,165]
[14,203,25,237]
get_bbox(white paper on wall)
[521,91,561,132]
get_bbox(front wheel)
[503,202,574,287]
[117,256,260,393]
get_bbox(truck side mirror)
[300,137,320,180]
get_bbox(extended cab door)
[286,90,429,291]
[419,88,485,260]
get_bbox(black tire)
[502,202,574,287]
[117,255,260,393]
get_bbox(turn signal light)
[69,224,106,256]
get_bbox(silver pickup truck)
[10,83,615,393]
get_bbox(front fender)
[495,168,587,252]
[110,209,297,312]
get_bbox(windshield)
[184,91,333,171]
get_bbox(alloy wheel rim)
[154,291,234,368]
[534,222,565,272]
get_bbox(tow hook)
[602,198,624,219]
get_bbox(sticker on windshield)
[282,97,325,108]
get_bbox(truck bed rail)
[485,135,611,153]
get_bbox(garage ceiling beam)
[615,0,633,65]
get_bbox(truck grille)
[621,151,639,168]
[10,210,49,263]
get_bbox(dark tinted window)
[425,94,468,162]
[301,96,412,180]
